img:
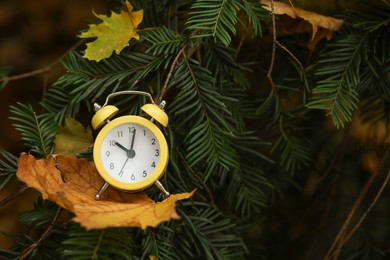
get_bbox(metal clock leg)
[95,182,109,200]
[155,180,170,197]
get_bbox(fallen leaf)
[54,117,93,156]
[16,153,193,229]
[261,0,343,49]
[79,0,143,61]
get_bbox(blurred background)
[0,0,112,249]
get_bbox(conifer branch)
[0,186,29,208]
[158,46,186,103]
[20,207,62,260]
[267,0,276,90]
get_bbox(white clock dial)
[99,122,161,183]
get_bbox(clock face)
[93,116,168,191]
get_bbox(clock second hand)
[118,157,129,177]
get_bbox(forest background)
[0,0,389,259]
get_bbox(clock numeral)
[143,130,146,136]
[109,140,116,146]
[151,138,156,145]
[105,151,110,157]
[110,163,114,169]
[151,161,156,168]
[155,149,159,156]
[128,127,135,133]
[131,174,136,180]
[117,131,123,137]
[142,170,147,177]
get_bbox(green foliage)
[240,0,268,37]
[62,225,133,259]
[0,149,18,191]
[10,102,57,158]
[186,0,241,45]
[306,34,364,129]
[143,26,185,56]
[169,58,239,180]
[19,199,59,227]
[307,7,390,129]
[41,51,164,123]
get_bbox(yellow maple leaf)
[79,0,143,61]
[54,117,93,156]
[16,153,194,229]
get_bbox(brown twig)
[276,41,304,72]
[343,169,390,243]
[20,207,62,260]
[177,149,216,207]
[324,148,390,259]
[235,22,249,60]
[157,46,186,103]
[267,0,277,90]
[0,186,30,208]
[0,40,84,83]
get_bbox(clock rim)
[93,115,168,191]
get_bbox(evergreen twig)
[0,186,29,208]
[20,207,62,260]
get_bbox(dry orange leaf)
[16,153,193,229]
[261,0,343,49]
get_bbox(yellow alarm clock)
[91,91,170,200]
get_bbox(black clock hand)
[118,157,129,177]
[114,141,129,153]
[130,128,136,151]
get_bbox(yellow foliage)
[79,0,143,61]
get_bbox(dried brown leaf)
[261,0,343,49]
[16,153,193,229]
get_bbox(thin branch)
[343,169,390,243]
[20,207,62,260]
[177,148,216,208]
[157,46,186,103]
[267,0,276,90]
[0,40,84,82]
[276,41,304,72]
[235,22,249,59]
[0,186,29,208]
[324,148,390,259]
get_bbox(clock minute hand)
[130,128,136,151]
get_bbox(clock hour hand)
[115,141,135,158]
[114,141,129,153]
